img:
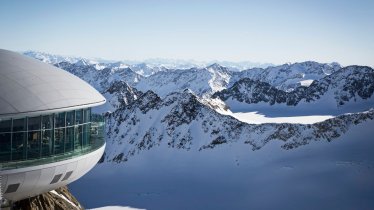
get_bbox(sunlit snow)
[91,207,145,210]
[299,79,314,87]
[229,111,333,124]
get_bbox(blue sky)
[0,0,373,66]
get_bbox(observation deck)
[0,49,107,202]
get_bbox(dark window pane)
[66,127,74,152]
[13,118,26,132]
[75,109,83,125]
[92,121,104,148]
[12,132,26,161]
[0,133,11,161]
[82,124,90,148]
[0,119,11,132]
[84,108,91,123]
[66,111,75,126]
[74,125,82,151]
[55,113,65,128]
[42,115,53,129]
[27,131,40,159]
[54,128,65,155]
[28,116,41,131]
[41,129,52,157]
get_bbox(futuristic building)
[0,49,106,202]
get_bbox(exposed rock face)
[12,186,83,210]
[214,66,374,107]
[103,80,143,111]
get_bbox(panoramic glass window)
[0,108,105,168]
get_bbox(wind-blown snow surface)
[70,119,374,210]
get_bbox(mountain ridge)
[101,80,374,163]
[213,65,374,110]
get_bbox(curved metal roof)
[0,49,106,119]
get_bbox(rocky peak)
[103,81,142,110]
[12,186,83,210]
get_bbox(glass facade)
[0,108,105,169]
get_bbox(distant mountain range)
[23,51,274,75]
[23,51,374,163]
[214,65,374,111]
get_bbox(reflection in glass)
[0,133,11,161]
[12,132,26,161]
[66,127,74,152]
[0,108,104,166]
[54,128,65,155]
[74,125,83,151]
[66,111,75,126]
[27,131,41,159]
[75,109,83,125]
[41,129,52,157]
[84,109,91,123]
[42,115,53,129]
[55,112,65,128]
[83,123,90,148]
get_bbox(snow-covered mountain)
[100,81,143,112]
[29,50,373,209]
[128,63,168,77]
[23,51,84,64]
[230,61,342,92]
[103,84,374,163]
[54,61,143,92]
[22,51,374,161]
[135,63,231,97]
[23,51,271,77]
[24,51,344,97]
[135,62,344,97]
[214,65,374,112]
